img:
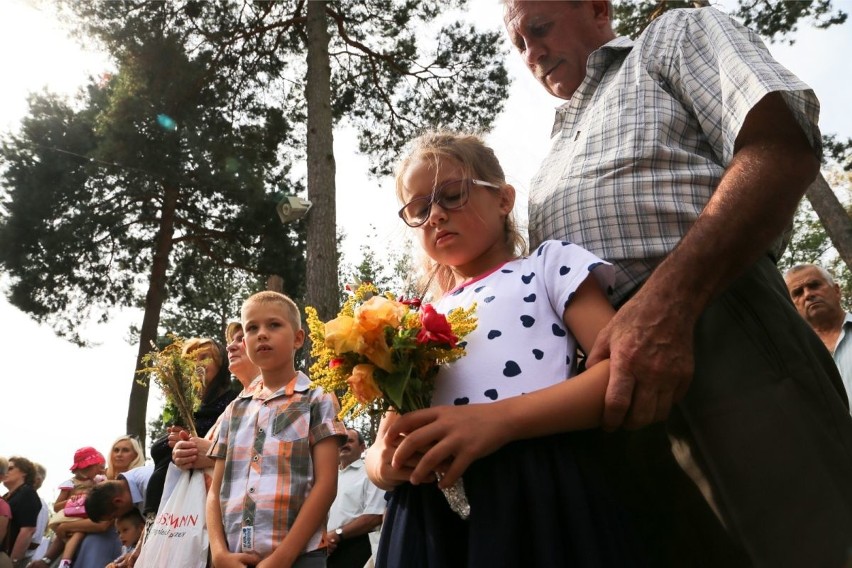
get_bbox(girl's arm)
[54,488,72,512]
[259,436,340,568]
[387,277,615,487]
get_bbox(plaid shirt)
[529,7,821,303]
[209,371,346,557]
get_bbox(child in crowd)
[105,509,144,568]
[49,447,106,568]
[365,131,644,567]
[207,291,347,568]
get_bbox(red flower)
[416,304,457,348]
[398,296,422,310]
[329,358,344,369]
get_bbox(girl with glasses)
[366,131,644,567]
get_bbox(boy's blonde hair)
[395,130,527,295]
[242,291,302,331]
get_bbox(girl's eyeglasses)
[398,178,500,228]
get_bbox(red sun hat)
[71,447,106,472]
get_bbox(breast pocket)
[271,402,310,442]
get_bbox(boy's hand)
[173,436,214,470]
[388,404,511,487]
[212,550,262,568]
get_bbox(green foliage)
[0,23,307,345]
[613,0,846,41]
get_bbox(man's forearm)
[338,514,383,539]
[642,92,818,312]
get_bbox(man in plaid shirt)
[208,291,346,568]
[503,1,852,566]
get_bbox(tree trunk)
[126,184,180,446]
[806,172,852,273]
[305,0,338,321]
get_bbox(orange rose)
[324,315,365,354]
[347,364,382,404]
[355,296,406,336]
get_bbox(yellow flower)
[347,364,382,404]
[324,315,365,354]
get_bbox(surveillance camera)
[276,195,313,224]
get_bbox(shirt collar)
[240,370,312,400]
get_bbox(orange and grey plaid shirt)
[209,371,346,557]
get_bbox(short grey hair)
[784,263,836,286]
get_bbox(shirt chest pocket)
[271,402,311,442]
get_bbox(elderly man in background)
[785,264,852,386]
[499,1,852,566]
[326,429,385,568]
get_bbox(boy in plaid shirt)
[207,291,346,568]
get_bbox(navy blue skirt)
[376,432,645,568]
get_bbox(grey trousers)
[583,256,852,567]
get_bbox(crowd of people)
[3,1,852,567]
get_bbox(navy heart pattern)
[532,349,544,360]
[457,341,467,349]
[552,324,567,337]
[563,292,576,310]
[561,241,572,246]
[520,315,535,328]
[487,330,502,340]
[454,397,470,406]
[451,286,465,296]
[559,266,570,276]
[588,262,604,272]
[484,296,496,303]
[474,286,485,293]
[566,355,572,365]
[523,293,536,302]
[501,269,513,273]
[503,361,521,377]
[484,389,499,400]
[536,244,546,257]
[522,272,535,284]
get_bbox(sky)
[1,0,850,503]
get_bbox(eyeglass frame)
[398,178,502,228]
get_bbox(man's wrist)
[335,526,344,540]
[40,557,54,565]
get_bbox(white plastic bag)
[135,467,209,568]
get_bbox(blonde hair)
[242,291,302,331]
[395,130,526,295]
[225,321,243,343]
[106,435,146,480]
[182,337,224,369]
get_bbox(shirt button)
[259,428,264,433]
[249,488,255,493]
[252,456,258,462]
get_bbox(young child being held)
[365,131,644,567]
[207,291,347,568]
[105,509,145,568]
[49,447,107,568]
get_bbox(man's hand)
[324,531,339,554]
[588,283,695,431]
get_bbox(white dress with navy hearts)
[430,239,614,407]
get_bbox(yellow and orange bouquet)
[306,282,477,418]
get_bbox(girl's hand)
[366,413,433,489]
[387,404,512,487]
